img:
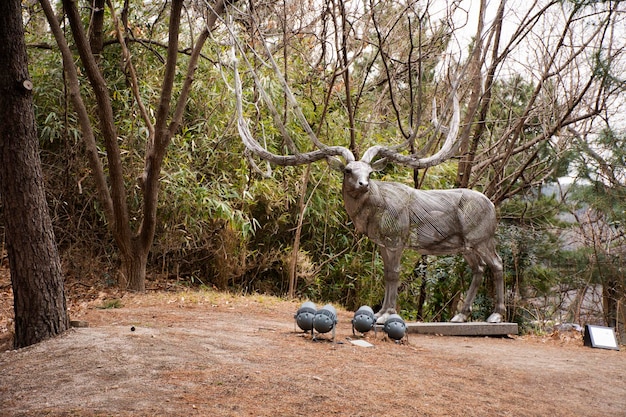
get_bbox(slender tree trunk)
[414,255,428,321]
[618,298,625,344]
[337,0,357,157]
[603,278,619,328]
[288,166,311,298]
[456,0,505,189]
[0,0,69,348]
[455,0,487,188]
[88,0,106,58]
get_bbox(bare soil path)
[1,286,625,417]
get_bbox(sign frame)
[583,325,620,351]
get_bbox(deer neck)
[342,180,380,234]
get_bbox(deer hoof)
[487,313,503,323]
[450,313,468,323]
[375,309,396,324]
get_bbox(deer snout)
[343,163,372,195]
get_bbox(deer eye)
[344,168,352,175]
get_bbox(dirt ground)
[1,276,625,417]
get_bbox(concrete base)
[376,321,518,337]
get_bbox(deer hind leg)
[472,241,505,323]
[450,252,485,323]
[486,251,505,323]
[376,246,403,323]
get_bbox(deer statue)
[231,49,505,324]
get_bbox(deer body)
[344,179,494,254]
[341,161,505,323]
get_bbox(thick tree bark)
[121,242,149,292]
[0,0,69,348]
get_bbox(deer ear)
[326,156,345,172]
[371,157,388,171]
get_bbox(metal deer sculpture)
[233,56,504,324]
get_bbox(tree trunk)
[413,255,428,321]
[288,166,311,298]
[88,0,106,58]
[603,278,619,328]
[455,0,486,188]
[121,244,149,292]
[0,0,69,348]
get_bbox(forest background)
[10,0,626,341]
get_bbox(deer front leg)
[376,246,403,323]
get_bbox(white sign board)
[584,325,620,351]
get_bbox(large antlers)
[231,27,461,169]
[233,40,354,166]
[361,88,461,167]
